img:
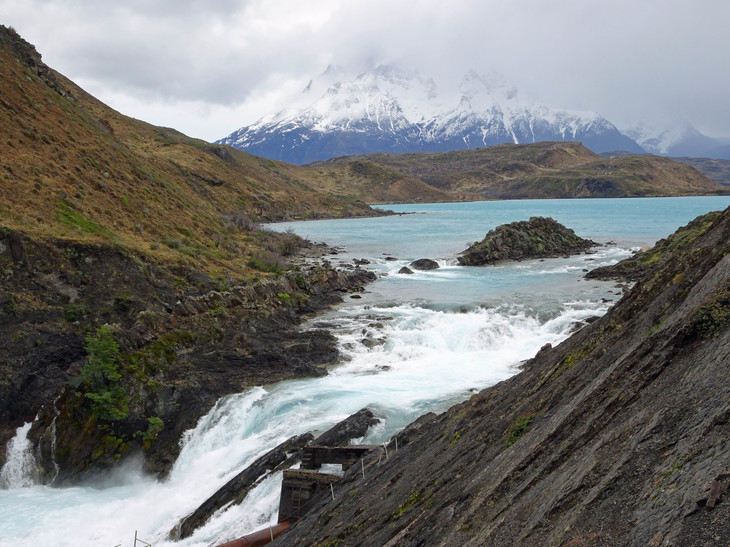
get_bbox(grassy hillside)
[309,142,728,202]
[0,25,379,279]
[301,158,454,203]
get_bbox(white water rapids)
[0,295,609,546]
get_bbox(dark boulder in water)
[410,258,440,270]
[458,216,596,266]
[398,266,414,275]
[312,407,381,447]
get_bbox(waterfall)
[45,398,61,485]
[0,422,38,489]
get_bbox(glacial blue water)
[1,196,728,546]
[274,196,730,310]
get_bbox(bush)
[505,415,536,447]
[113,294,134,314]
[690,292,730,339]
[248,251,287,273]
[142,417,164,449]
[64,303,89,322]
[2,295,18,316]
[277,229,305,257]
[221,212,259,232]
[80,325,128,421]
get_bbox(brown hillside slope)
[674,157,730,186]
[0,25,378,276]
[301,158,453,203]
[310,142,728,202]
[280,207,730,546]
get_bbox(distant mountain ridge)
[218,65,644,164]
[624,122,730,160]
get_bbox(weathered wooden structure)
[300,444,380,470]
[278,445,380,523]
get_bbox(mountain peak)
[218,65,643,164]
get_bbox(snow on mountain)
[623,122,730,159]
[218,65,644,164]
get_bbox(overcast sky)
[3,0,729,142]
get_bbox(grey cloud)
[4,0,729,140]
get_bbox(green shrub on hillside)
[80,325,128,421]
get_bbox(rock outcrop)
[310,408,381,447]
[586,210,723,282]
[275,207,730,546]
[458,216,596,266]
[0,229,375,483]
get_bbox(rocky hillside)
[308,142,728,202]
[458,217,596,266]
[0,229,376,482]
[0,25,381,481]
[278,206,730,546]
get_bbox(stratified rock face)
[278,207,730,546]
[458,216,596,265]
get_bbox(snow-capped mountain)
[218,65,643,164]
[623,122,730,160]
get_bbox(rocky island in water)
[458,216,597,266]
